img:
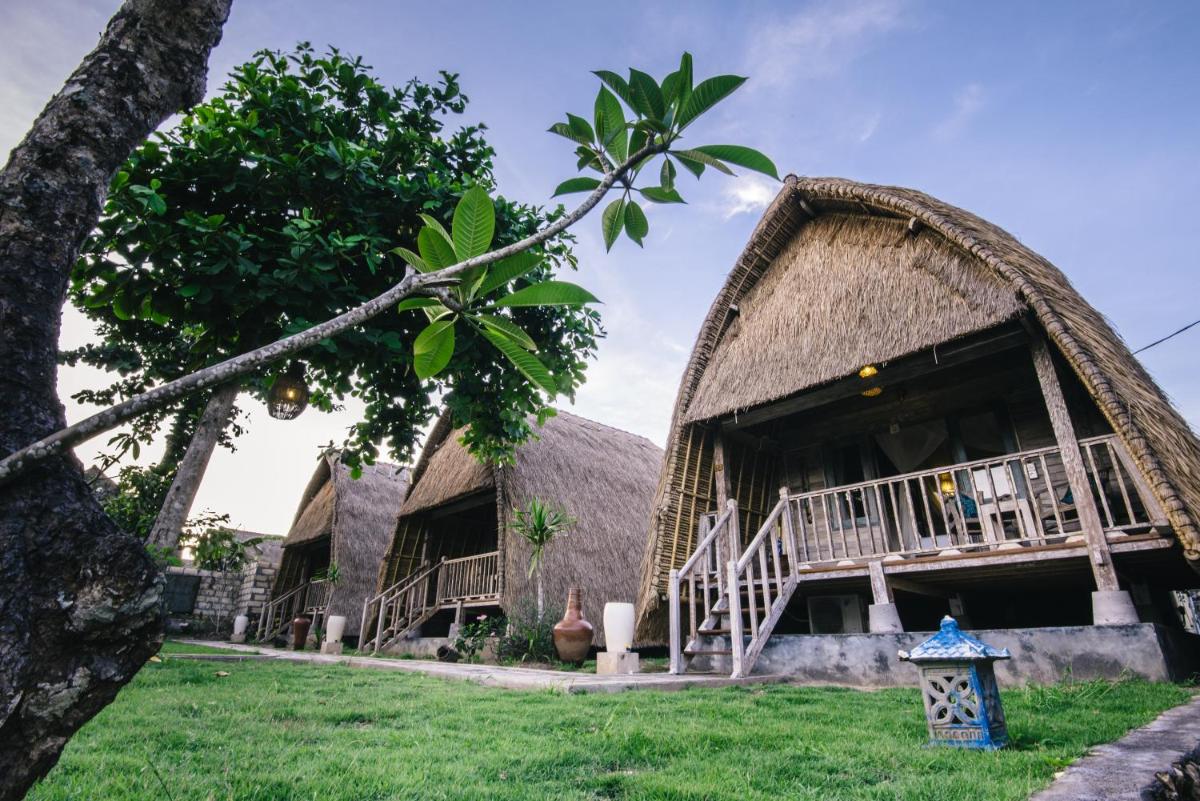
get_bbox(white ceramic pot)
[325,615,347,644]
[603,602,635,653]
[232,614,249,636]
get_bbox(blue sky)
[2,0,1197,534]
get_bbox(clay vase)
[552,588,594,663]
[291,616,312,650]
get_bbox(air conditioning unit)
[807,595,865,634]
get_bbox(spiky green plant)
[509,497,575,619]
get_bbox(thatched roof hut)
[636,175,1200,641]
[273,451,409,636]
[376,411,662,646]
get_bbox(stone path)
[175,640,785,694]
[1029,695,1200,801]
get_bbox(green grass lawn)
[28,659,1191,801]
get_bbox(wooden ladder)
[360,559,443,654]
[669,489,801,678]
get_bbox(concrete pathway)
[174,640,785,694]
[1029,695,1200,801]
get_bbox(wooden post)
[1030,335,1120,591]
[713,429,734,591]
[779,487,799,578]
[668,569,682,674]
[727,559,745,678]
[867,560,893,605]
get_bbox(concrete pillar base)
[596,651,640,675]
[1092,590,1140,625]
[320,642,344,655]
[868,603,904,633]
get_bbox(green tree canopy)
[66,44,600,468]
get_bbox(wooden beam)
[1030,335,1120,591]
[888,576,952,599]
[867,560,893,604]
[722,324,1028,431]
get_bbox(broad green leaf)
[639,186,686,204]
[660,158,677,190]
[675,74,746,131]
[476,314,537,351]
[601,197,625,251]
[592,70,635,110]
[670,151,705,179]
[671,148,734,175]
[566,113,595,144]
[628,69,665,121]
[548,121,591,146]
[412,318,456,380]
[493,280,599,308]
[452,186,495,260]
[628,127,648,159]
[594,87,627,162]
[677,53,694,101]
[177,284,202,298]
[397,297,440,312]
[691,145,780,179]
[477,250,542,296]
[481,327,557,394]
[417,226,457,269]
[624,200,649,246]
[112,293,134,320]
[392,246,432,273]
[418,214,455,248]
[661,70,681,107]
[552,176,602,197]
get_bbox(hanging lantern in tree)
[268,363,309,420]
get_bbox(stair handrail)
[256,581,308,641]
[728,488,798,678]
[668,499,737,674]
[367,558,444,653]
[359,561,430,646]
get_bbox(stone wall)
[166,538,282,633]
[690,624,1200,686]
[166,566,244,629]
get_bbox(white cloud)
[721,174,779,220]
[745,0,910,88]
[859,111,882,142]
[933,82,986,141]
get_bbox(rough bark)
[0,1,231,797]
[148,383,239,550]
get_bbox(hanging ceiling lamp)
[267,362,310,420]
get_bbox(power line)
[1133,317,1200,355]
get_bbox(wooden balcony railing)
[436,551,500,605]
[256,578,331,641]
[785,434,1164,565]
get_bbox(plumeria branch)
[0,141,668,485]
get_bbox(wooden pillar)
[867,560,893,605]
[713,428,734,589]
[1030,335,1120,591]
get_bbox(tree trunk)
[0,2,230,797]
[149,383,239,551]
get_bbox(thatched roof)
[396,414,495,517]
[383,411,663,645]
[277,452,410,634]
[636,176,1200,635]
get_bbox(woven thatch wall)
[635,176,1200,641]
[275,452,409,635]
[378,411,663,646]
[500,412,663,646]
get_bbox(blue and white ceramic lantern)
[898,616,1010,750]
